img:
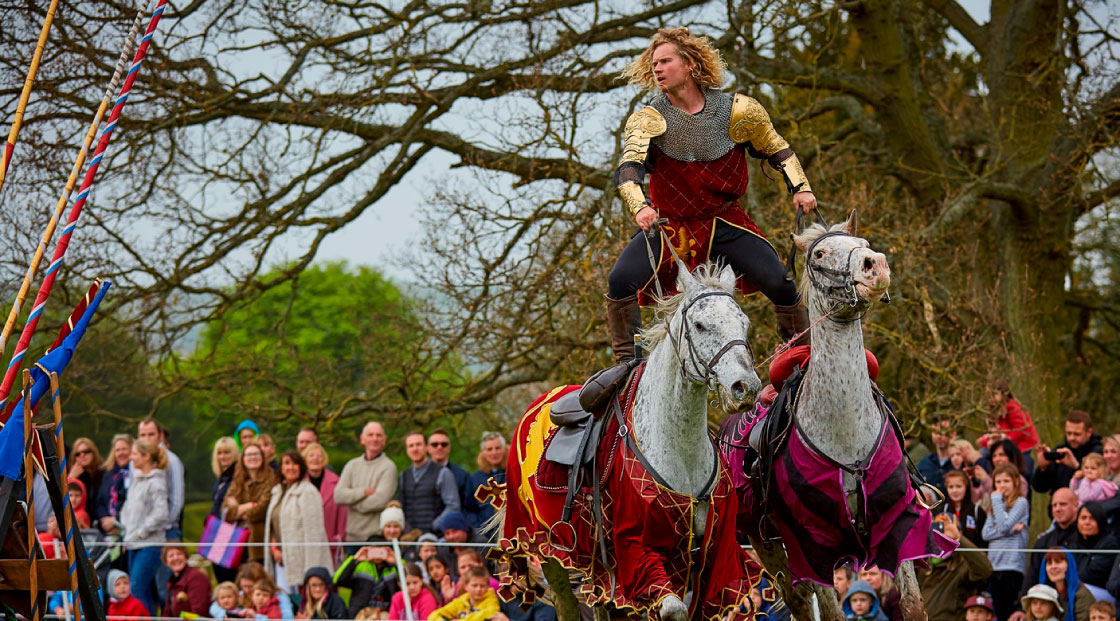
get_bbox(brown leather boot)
[578,295,643,412]
[774,298,811,348]
[606,294,642,363]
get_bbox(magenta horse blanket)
[719,384,956,586]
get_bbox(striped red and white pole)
[0,0,169,403]
[0,0,151,360]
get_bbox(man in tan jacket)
[334,422,398,553]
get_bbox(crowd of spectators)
[33,377,1120,621]
[880,380,1120,621]
[38,418,552,621]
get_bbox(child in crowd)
[299,567,347,620]
[68,479,92,529]
[426,555,454,604]
[962,595,994,621]
[454,550,500,596]
[842,580,887,621]
[1022,584,1064,621]
[1071,454,1119,503]
[833,566,853,602]
[211,582,250,619]
[250,580,283,620]
[1089,601,1115,621]
[106,569,151,621]
[981,464,1029,621]
[428,566,499,621]
[389,563,440,621]
[938,470,987,547]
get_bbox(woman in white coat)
[265,450,333,592]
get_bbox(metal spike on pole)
[23,369,40,621]
[48,369,80,621]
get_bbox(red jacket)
[164,567,212,617]
[316,468,348,563]
[255,596,283,619]
[108,596,151,621]
[980,399,1039,453]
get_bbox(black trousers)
[607,220,800,306]
[989,570,1024,621]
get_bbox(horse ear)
[792,231,812,252]
[839,210,858,236]
[675,260,697,292]
[718,264,736,290]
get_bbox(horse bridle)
[804,231,890,324]
[665,290,754,386]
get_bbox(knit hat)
[108,569,129,588]
[963,595,994,613]
[380,506,405,531]
[418,532,439,543]
[441,511,469,533]
[1022,585,1064,614]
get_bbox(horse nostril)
[864,258,874,272]
[731,381,747,400]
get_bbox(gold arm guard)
[619,106,666,166]
[772,152,812,194]
[618,181,648,216]
[728,94,789,156]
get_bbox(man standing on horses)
[607,27,816,364]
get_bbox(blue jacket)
[843,580,888,621]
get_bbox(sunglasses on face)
[429,442,449,448]
[75,449,92,456]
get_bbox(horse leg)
[543,558,583,621]
[896,561,928,621]
[808,581,844,621]
[747,534,818,621]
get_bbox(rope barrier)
[68,538,1120,554]
[0,0,60,196]
[0,0,152,362]
[0,0,170,404]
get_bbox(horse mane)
[794,222,846,296]
[639,262,733,350]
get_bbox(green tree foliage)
[179,261,463,446]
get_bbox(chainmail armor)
[649,88,736,163]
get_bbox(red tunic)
[640,146,769,306]
[489,373,762,621]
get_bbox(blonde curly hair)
[621,27,726,92]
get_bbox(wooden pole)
[0,0,60,195]
[23,369,40,621]
[0,1,149,360]
[48,370,80,621]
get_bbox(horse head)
[792,212,891,322]
[645,262,761,412]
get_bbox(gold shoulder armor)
[729,94,789,156]
[619,106,666,166]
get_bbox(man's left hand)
[793,191,817,213]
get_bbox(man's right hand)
[99,516,117,533]
[364,487,377,497]
[636,206,657,232]
[1035,445,1052,469]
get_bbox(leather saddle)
[545,391,598,467]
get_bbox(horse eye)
[814,250,824,259]
[695,322,707,332]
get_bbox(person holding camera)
[333,540,401,618]
[917,513,993,621]
[1033,411,1103,496]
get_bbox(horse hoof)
[659,595,688,621]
